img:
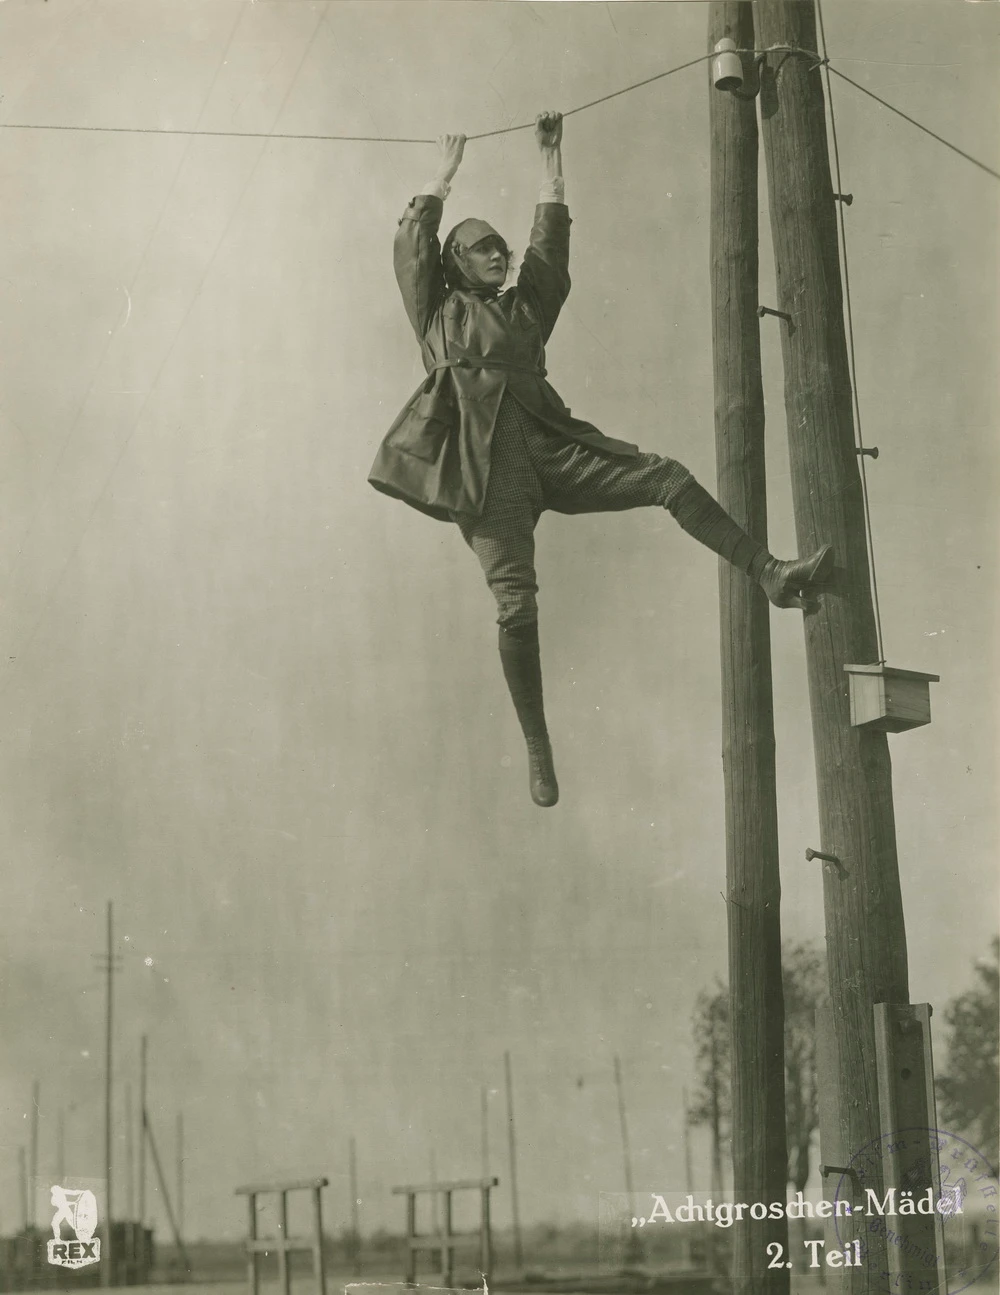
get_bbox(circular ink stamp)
[826,1127,998,1295]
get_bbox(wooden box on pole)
[844,664,939,733]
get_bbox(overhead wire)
[470,49,737,137]
[0,43,996,187]
[827,65,1000,183]
[0,51,734,145]
[0,49,773,145]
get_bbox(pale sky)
[0,0,997,1244]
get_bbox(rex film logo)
[47,1186,101,1269]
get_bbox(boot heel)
[762,544,834,610]
[525,735,559,808]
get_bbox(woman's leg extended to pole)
[536,435,832,611]
[665,476,833,611]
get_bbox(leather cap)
[448,218,507,254]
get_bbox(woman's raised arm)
[517,112,570,341]
[393,134,467,339]
[535,111,563,202]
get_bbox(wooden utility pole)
[30,1080,40,1229]
[19,1146,28,1232]
[144,1109,191,1274]
[503,1051,523,1271]
[681,1089,694,1268]
[103,901,115,1287]
[709,5,790,1292]
[126,1086,134,1219]
[138,1035,148,1227]
[754,2,920,1288]
[613,1056,644,1265]
[176,1112,184,1244]
[125,1084,135,1281]
[613,1056,637,1214]
[57,1108,66,1185]
[480,1085,490,1179]
[348,1137,362,1277]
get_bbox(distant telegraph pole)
[94,902,122,1287]
[57,1108,66,1186]
[613,1055,643,1265]
[176,1112,184,1244]
[480,1085,490,1179]
[681,1089,695,1268]
[30,1080,40,1230]
[138,1034,148,1227]
[19,1146,28,1233]
[612,1056,635,1212]
[105,904,114,1285]
[126,1085,134,1218]
[349,1137,361,1278]
[144,1109,191,1274]
[503,1052,523,1270]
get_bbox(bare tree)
[690,981,730,1193]
[936,937,999,1174]
[781,943,824,1193]
[689,942,824,1190]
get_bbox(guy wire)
[816,0,886,665]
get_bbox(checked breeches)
[456,393,692,630]
[445,392,825,807]
[450,391,793,807]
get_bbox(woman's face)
[464,236,508,288]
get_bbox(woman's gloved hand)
[435,133,467,183]
[535,111,563,150]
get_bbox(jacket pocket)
[386,391,453,463]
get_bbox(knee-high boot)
[498,622,559,808]
[667,478,833,611]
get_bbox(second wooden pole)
[709,5,790,1291]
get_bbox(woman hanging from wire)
[369,112,832,808]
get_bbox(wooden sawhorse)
[392,1176,498,1287]
[236,1176,329,1295]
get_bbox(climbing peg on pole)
[805,848,840,864]
[819,1164,854,1178]
[856,446,879,459]
[757,305,792,323]
[833,192,854,205]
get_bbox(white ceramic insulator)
[712,38,743,92]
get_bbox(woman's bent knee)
[496,591,539,632]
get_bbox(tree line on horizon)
[689,937,999,1190]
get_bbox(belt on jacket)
[430,357,547,378]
